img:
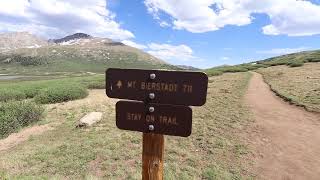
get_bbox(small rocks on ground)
[77,112,102,128]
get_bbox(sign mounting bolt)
[150,73,156,80]
[149,125,154,131]
[149,93,155,100]
[149,107,155,113]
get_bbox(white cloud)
[159,21,170,27]
[144,0,320,36]
[122,40,147,49]
[221,56,230,60]
[147,43,196,61]
[257,47,310,55]
[0,0,134,40]
[121,40,198,63]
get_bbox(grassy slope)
[0,72,253,179]
[205,50,320,76]
[0,45,179,75]
[205,50,320,113]
[258,62,320,113]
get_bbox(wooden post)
[142,133,164,180]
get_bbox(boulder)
[77,112,102,127]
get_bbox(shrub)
[222,66,248,73]
[0,101,44,138]
[206,70,223,76]
[21,86,42,98]
[306,58,320,62]
[86,81,105,89]
[79,78,105,89]
[0,89,26,102]
[288,61,304,67]
[34,84,88,104]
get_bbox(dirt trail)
[245,72,320,180]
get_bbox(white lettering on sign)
[125,113,179,126]
[116,81,122,89]
[127,113,142,121]
[141,82,178,92]
[116,80,194,94]
[183,84,193,93]
[159,116,178,125]
[127,81,136,88]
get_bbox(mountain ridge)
[0,32,49,53]
[51,33,93,43]
[0,32,179,74]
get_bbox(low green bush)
[206,70,223,76]
[0,89,26,102]
[306,58,320,62]
[288,61,304,67]
[0,101,44,138]
[21,86,42,98]
[86,81,105,89]
[223,66,248,72]
[34,84,88,104]
[79,77,105,89]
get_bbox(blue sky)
[0,0,320,68]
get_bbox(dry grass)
[257,62,320,112]
[0,73,253,179]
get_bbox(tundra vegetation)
[205,50,320,76]
[0,75,105,139]
[0,73,253,179]
[258,62,320,112]
[0,48,319,179]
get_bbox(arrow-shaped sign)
[116,80,122,89]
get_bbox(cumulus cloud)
[144,0,320,36]
[120,40,197,63]
[257,47,310,55]
[0,0,134,40]
[147,43,195,61]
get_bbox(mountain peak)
[52,33,92,43]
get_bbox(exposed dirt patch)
[0,124,53,152]
[245,72,320,180]
[88,155,105,178]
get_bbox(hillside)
[205,50,320,76]
[257,62,320,112]
[0,32,49,53]
[0,32,178,75]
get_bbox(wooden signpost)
[106,68,208,180]
[106,68,208,106]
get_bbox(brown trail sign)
[105,68,208,180]
[116,101,192,137]
[106,68,208,106]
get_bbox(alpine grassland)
[0,75,104,138]
[0,72,254,179]
[205,50,320,77]
[258,62,320,112]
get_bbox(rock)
[77,112,102,127]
